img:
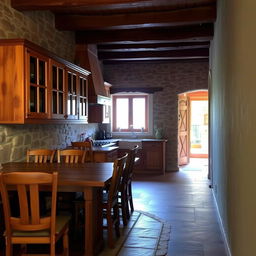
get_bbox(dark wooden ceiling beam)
[11,0,150,10]
[55,6,216,30]
[98,48,209,60]
[98,42,210,52]
[11,0,216,13]
[76,23,213,44]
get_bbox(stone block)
[31,140,40,148]
[0,143,12,163]
[13,135,24,146]
[11,146,25,162]
[24,134,32,145]
[0,133,6,143]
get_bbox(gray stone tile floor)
[100,158,227,256]
[132,158,227,256]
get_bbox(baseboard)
[212,190,232,256]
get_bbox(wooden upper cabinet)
[49,59,66,119]
[78,75,88,122]
[26,49,49,119]
[0,39,90,124]
[66,69,79,120]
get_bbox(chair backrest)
[71,141,93,162]
[123,145,139,183]
[0,171,58,237]
[57,149,86,163]
[27,149,55,163]
[108,153,128,204]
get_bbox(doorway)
[178,90,209,168]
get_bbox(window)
[112,94,149,132]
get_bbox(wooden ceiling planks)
[11,0,216,62]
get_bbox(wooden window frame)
[112,94,149,132]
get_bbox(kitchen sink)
[118,139,142,149]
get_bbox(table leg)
[84,187,103,256]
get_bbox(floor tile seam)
[133,210,167,255]
[116,212,142,255]
[120,211,167,254]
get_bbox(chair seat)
[11,215,71,237]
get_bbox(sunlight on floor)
[179,158,209,181]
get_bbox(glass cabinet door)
[78,76,88,121]
[27,50,48,119]
[66,69,78,119]
[50,60,65,119]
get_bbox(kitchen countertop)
[114,138,167,142]
[92,146,119,152]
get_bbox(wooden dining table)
[1,162,114,256]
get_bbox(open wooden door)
[178,93,189,166]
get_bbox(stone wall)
[0,0,75,61]
[0,124,97,163]
[103,61,208,171]
[0,0,99,163]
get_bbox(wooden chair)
[102,153,128,248]
[27,149,56,163]
[57,149,85,164]
[57,149,86,216]
[71,141,93,162]
[119,145,139,225]
[71,142,93,229]
[0,171,70,256]
[26,149,56,215]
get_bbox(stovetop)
[93,139,118,147]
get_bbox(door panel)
[178,94,189,166]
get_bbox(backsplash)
[0,124,98,163]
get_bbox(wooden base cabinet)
[0,39,90,124]
[142,140,167,175]
[118,140,167,175]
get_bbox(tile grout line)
[116,212,142,255]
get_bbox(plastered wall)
[210,0,256,255]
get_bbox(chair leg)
[121,192,128,226]
[107,209,114,248]
[50,242,55,256]
[63,228,69,256]
[5,237,12,256]
[113,204,120,237]
[128,183,134,212]
[125,194,130,220]
[74,202,80,231]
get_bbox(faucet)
[130,125,138,139]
